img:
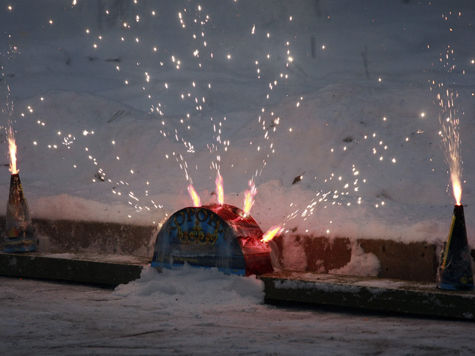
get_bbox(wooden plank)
[261,272,475,321]
[0,252,146,287]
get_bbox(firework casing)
[3,174,37,252]
[437,205,473,290]
[151,204,273,275]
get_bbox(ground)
[1,269,475,355]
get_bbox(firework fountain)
[152,172,274,275]
[3,126,37,252]
[436,87,473,290]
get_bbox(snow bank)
[329,242,380,277]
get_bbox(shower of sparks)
[215,170,224,205]
[7,126,19,174]
[9,1,404,232]
[433,38,464,206]
[187,184,201,207]
[437,89,462,205]
[242,180,257,216]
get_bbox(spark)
[243,180,257,216]
[261,225,282,243]
[187,184,201,207]
[215,170,224,205]
[438,88,462,205]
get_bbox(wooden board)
[261,272,475,321]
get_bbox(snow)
[2,2,475,353]
[1,270,475,355]
[1,0,475,248]
[329,242,380,277]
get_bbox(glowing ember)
[7,126,19,175]
[215,171,224,205]
[261,225,282,243]
[243,180,257,216]
[187,184,201,207]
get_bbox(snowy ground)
[1,268,475,355]
[0,1,474,247]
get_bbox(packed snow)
[1,1,475,247]
[1,269,475,355]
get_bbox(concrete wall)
[0,217,473,282]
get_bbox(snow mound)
[114,265,264,311]
[329,243,380,277]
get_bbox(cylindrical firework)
[151,204,273,275]
[437,205,473,290]
[3,173,37,252]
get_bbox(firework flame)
[438,89,462,205]
[215,170,224,205]
[451,172,462,206]
[261,225,282,243]
[7,126,19,175]
[243,180,257,216]
[187,184,201,207]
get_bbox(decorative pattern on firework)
[437,205,473,290]
[152,204,273,275]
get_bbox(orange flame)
[452,173,462,206]
[187,184,201,207]
[261,225,282,243]
[215,171,224,205]
[243,180,257,216]
[7,126,18,175]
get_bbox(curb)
[0,252,147,288]
[261,272,475,321]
